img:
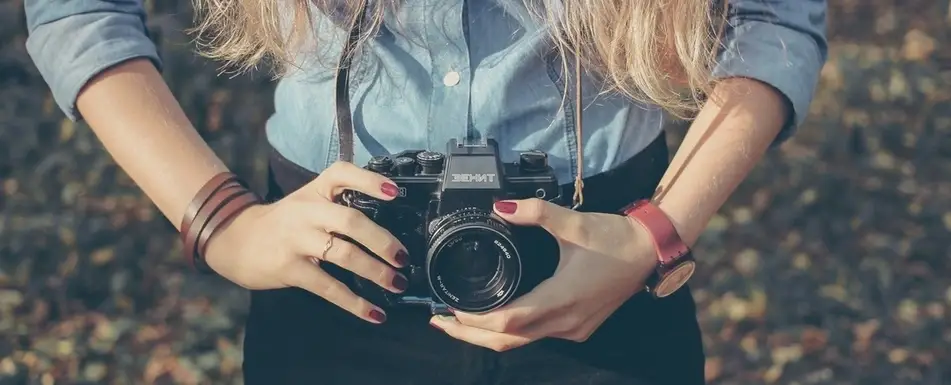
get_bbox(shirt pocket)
[472,48,578,185]
[539,51,662,183]
[344,40,433,165]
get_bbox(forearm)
[653,77,789,245]
[76,58,228,227]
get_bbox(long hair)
[190,0,727,117]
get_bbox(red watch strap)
[623,200,690,266]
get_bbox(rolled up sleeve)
[712,0,828,142]
[25,0,162,121]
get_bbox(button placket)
[424,0,472,149]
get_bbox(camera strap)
[332,1,587,209]
[332,1,369,165]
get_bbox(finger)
[452,303,536,333]
[300,231,408,294]
[317,204,409,268]
[430,315,535,352]
[307,161,400,201]
[284,259,387,324]
[493,198,585,243]
[452,277,561,333]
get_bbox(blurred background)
[1,0,950,384]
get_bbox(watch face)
[654,261,696,298]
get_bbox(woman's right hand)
[202,161,408,324]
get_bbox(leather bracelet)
[181,172,245,270]
[179,172,238,241]
[185,185,248,270]
[195,191,261,273]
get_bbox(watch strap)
[622,200,695,298]
[622,200,691,266]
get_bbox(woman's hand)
[429,198,658,351]
[203,161,410,324]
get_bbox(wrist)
[179,172,262,274]
[651,199,700,247]
[624,217,664,277]
[203,203,266,272]
[621,200,696,298]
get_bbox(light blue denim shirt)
[26,0,827,184]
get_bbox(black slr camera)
[341,139,563,315]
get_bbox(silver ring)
[321,233,337,259]
[312,233,336,265]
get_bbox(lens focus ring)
[426,208,521,313]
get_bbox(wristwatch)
[622,199,696,298]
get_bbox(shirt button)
[443,71,461,87]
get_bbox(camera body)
[341,139,562,315]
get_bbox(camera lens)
[435,235,504,299]
[426,208,521,313]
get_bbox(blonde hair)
[190,0,726,117]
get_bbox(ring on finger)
[319,232,337,262]
[310,233,337,265]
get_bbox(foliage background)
[1,0,950,384]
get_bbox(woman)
[25,0,826,384]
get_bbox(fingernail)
[392,274,408,292]
[494,201,517,214]
[369,309,387,323]
[429,321,443,331]
[446,307,456,314]
[395,250,409,267]
[381,182,399,197]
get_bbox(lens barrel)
[426,208,522,313]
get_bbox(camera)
[340,139,563,315]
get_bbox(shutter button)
[443,71,460,87]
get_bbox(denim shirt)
[26,0,827,184]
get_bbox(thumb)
[493,198,576,233]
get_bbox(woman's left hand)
[429,198,659,352]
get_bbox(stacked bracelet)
[179,172,262,273]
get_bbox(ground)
[1,1,950,384]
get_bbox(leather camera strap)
[333,0,371,163]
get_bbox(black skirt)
[242,134,705,385]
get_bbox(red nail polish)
[392,274,408,292]
[395,250,409,267]
[381,183,399,197]
[494,201,517,214]
[369,309,387,323]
